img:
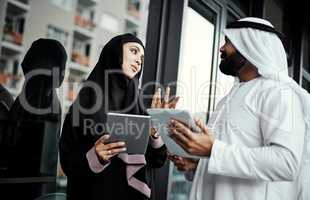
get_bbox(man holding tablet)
[168,17,310,200]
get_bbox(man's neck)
[237,65,259,82]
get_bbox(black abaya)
[59,34,167,200]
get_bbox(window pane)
[213,11,237,106]
[303,32,310,73]
[176,7,215,119]
[49,0,76,12]
[302,76,310,93]
[264,0,295,74]
[231,0,250,15]
[47,25,69,46]
[171,6,216,200]
[0,0,150,198]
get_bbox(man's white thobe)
[189,77,306,200]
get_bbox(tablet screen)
[147,109,202,158]
[105,113,150,155]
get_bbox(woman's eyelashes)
[130,47,138,55]
[129,46,144,67]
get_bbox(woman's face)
[122,42,144,79]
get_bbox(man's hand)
[168,118,214,157]
[168,154,199,172]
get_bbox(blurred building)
[0,0,309,199]
[0,0,149,198]
[0,0,148,108]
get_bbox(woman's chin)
[124,72,135,79]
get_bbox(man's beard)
[219,51,247,76]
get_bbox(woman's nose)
[135,59,141,66]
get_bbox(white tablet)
[105,112,150,155]
[147,109,202,159]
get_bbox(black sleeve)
[145,141,167,168]
[59,113,100,177]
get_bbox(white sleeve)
[207,86,306,181]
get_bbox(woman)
[6,38,67,199]
[59,33,177,200]
[8,38,66,177]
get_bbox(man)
[168,17,310,200]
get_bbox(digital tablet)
[105,113,150,155]
[147,109,202,158]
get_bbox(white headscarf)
[224,17,310,199]
[223,17,310,124]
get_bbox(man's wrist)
[207,138,215,157]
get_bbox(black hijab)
[71,33,146,133]
[10,38,67,121]
[7,39,67,178]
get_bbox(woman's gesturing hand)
[94,134,127,163]
[151,87,180,109]
[150,87,180,138]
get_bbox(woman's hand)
[94,134,127,163]
[151,87,180,109]
[150,87,180,138]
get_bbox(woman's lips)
[131,65,137,73]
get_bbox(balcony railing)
[74,15,95,30]
[66,88,78,101]
[127,3,141,19]
[0,73,22,86]
[2,28,23,45]
[71,52,90,66]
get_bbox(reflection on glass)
[303,32,310,73]
[302,77,310,93]
[47,25,69,46]
[213,12,236,106]
[171,7,215,200]
[176,7,214,120]
[0,0,150,198]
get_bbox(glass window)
[49,0,76,12]
[230,0,250,15]
[263,0,295,77]
[0,0,150,198]
[170,5,216,200]
[264,0,284,32]
[75,1,96,31]
[47,25,69,46]
[176,7,215,119]
[127,0,141,19]
[302,31,310,73]
[227,10,239,24]
[99,12,120,33]
[2,3,27,46]
[302,76,310,93]
[213,11,237,106]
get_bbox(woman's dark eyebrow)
[130,45,140,52]
[130,45,145,58]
